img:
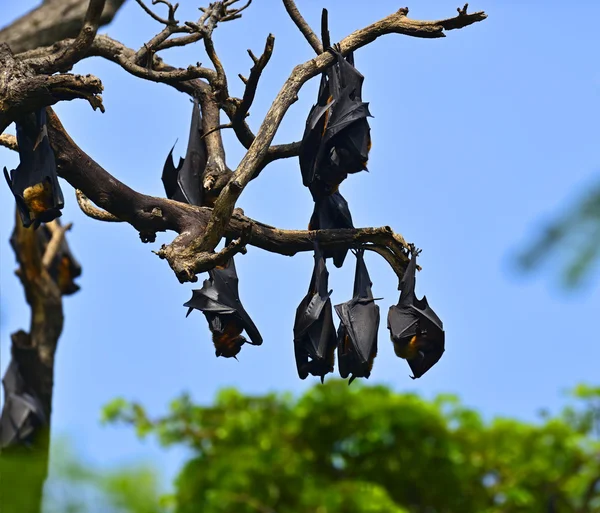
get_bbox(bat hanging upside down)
[335,249,382,384]
[387,246,445,379]
[162,100,261,358]
[184,258,263,359]
[4,108,64,228]
[293,242,338,382]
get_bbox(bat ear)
[215,350,221,357]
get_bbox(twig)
[41,0,108,73]
[75,189,123,222]
[42,221,73,269]
[234,34,275,125]
[135,0,178,25]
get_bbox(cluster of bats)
[160,11,445,383]
[0,8,444,448]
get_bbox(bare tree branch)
[282,0,323,54]
[3,3,485,283]
[38,0,108,74]
[75,189,123,222]
[44,108,410,283]
[0,0,126,54]
[0,43,104,135]
[41,221,73,269]
[234,34,275,125]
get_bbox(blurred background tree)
[518,176,600,288]
[99,381,600,513]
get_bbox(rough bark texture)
[0,0,127,54]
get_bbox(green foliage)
[0,437,170,513]
[105,381,600,513]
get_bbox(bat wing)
[177,99,206,207]
[299,79,334,187]
[161,142,185,200]
[1,361,25,396]
[406,329,445,379]
[309,192,354,268]
[183,284,236,316]
[294,296,337,380]
[339,52,363,99]
[6,109,64,228]
[412,296,443,331]
[293,246,332,338]
[0,361,46,448]
[387,304,419,341]
[208,259,262,345]
[293,244,337,380]
[335,250,380,364]
[0,393,46,448]
[336,323,353,379]
[397,247,419,306]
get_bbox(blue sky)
[1,0,599,489]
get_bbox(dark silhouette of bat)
[4,108,64,229]
[162,98,207,206]
[183,257,262,359]
[0,360,46,450]
[299,9,372,268]
[388,246,445,379]
[335,249,381,384]
[293,242,337,382]
[162,101,258,358]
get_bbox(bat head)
[214,334,247,358]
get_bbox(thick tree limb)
[0,0,127,54]
[0,134,18,151]
[38,0,108,74]
[45,108,410,283]
[0,43,104,135]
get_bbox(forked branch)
[45,109,411,283]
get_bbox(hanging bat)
[3,108,64,229]
[0,360,47,450]
[387,246,445,379]
[183,257,262,358]
[335,249,381,384]
[41,222,82,296]
[162,98,207,207]
[299,10,372,191]
[293,242,338,382]
[9,219,82,296]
